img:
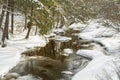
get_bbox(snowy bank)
[72,50,120,80]
[0,35,46,76]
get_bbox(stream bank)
[1,19,120,80]
[1,27,93,80]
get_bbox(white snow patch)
[52,28,65,34]
[63,48,74,54]
[54,36,72,42]
[76,50,105,59]
[16,74,42,80]
[0,35,46,76]
[72,50,119,80]
[69,23,85,30]
[61,71,73,75]
[70,19,120,80]
[97,38,120,55]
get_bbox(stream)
[1,20,120,80]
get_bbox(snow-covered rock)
[63,48,74,55]
[69,23,85,30]
[76,50,105,59]
[54,36,72,42]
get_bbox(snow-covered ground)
[69,19,120,80]
[0,17,120,80]
[0,34,46,76]
[0,15,46,77]
[72,50,120,80]
[70,19,120,56]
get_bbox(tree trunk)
[1,12,10,47]
[25,2,33,39]
[24,4,27,30]
[11,0,14,34]
[25,21,32,39]
[1,0,10,47]
[24,13,27,30]
[35,26,37,35]
[0,0,7,30]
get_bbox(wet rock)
[64,29,80,37]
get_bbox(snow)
[76,19,120,55]
[54,36,72,42]
[61,71,73,75]
[52,28,65,34]
[0,33,46,76]
[16,74,42,80]
[0,15,120,80]
[76,50,105,59]
[63,48,74,54]
[0,14,46,77]
[96,38,120,55]
[72,50,119,80]
[71,19,120,80]
[69,23,85,30]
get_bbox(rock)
[10,78,16,80]
[4,73,19,80]
[54,36,72,42]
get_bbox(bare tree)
[0,0,7,30]
[1,0,10,47]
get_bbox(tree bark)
[25,2,33,39]
[11,0,14,34]
[24,3,27,30]
[25,21,32,39]
[1,12,10,47]
[24,13,27,30]
[0,0,7,30]
[35,26,37,35]
[1,0,10,47]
